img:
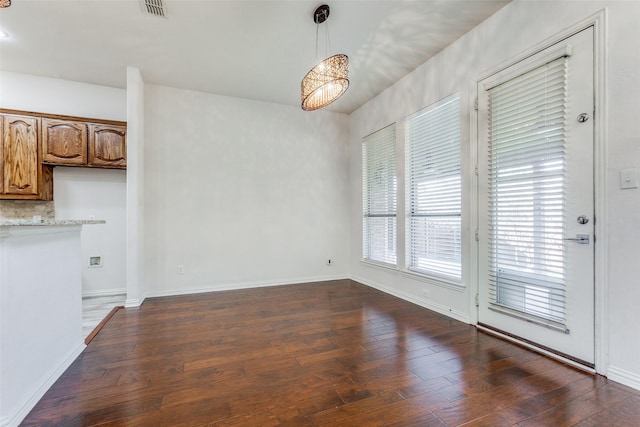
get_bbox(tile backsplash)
[0,200,55,221]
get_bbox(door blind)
[363,124,397,266]
[487,56,568,325]
[406,95,461,280]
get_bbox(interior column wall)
[126,67,145,306]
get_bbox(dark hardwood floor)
[22,280,640,426]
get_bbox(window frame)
[405,94,462,284]
[362,123,397,268]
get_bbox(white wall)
[0,71,127,296]
[0,227,85,427]
[0,71,125,121]
[602,0,640,387]
[125,67,145,306]
[143,84,350,296]
[348,0,640,389]
[54,168,127,296]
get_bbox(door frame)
[469,10,608,374]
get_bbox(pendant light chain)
[325,19,331,59]
[315,22,319,61]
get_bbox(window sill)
[401,269,466,292]
[360,259,399,274]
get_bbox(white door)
[477,27,595,366]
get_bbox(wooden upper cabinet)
[89,124,126,169]
[0,108,126,200]
[41,119,126,169]
[2,114,41,196]
[42,118,88,166]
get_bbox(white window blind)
[406,95,461,280]
[487,56,568,324]
[363,124,397,266]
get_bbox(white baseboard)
[2,342,85,427]
[351,275,472,324]
[144,275,350,299]
[607,366,640,392]
[82,288,126,298]
[125,297,144,308]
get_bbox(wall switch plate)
[620,168,639,189]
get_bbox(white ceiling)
[0,0,510,114]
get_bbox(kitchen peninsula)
[0,219,104,426]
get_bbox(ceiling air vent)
[140,0,166,17]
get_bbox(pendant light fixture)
[301,4,349,111]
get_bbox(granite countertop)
[0,219,106,227]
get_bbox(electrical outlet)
[177,265,184,274]
[89,256,103,268]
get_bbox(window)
[362,124,396,266]
[486,56,568,324]
[406,95,461,280]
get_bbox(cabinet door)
[2,115,40,196]
[42,118,87,165]
[88,124,126,169]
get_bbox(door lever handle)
[564,234,589,244]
